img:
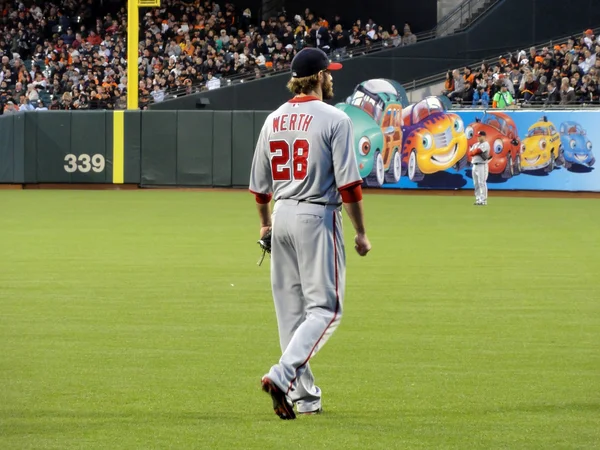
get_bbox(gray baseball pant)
[473,163,489,203]
[264,199,345,413]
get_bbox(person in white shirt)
[33,100,47,110]
[469,130,491,205]
[19,97,34,111]
[206,73,221,90]
[150,84,165,102]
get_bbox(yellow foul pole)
[127,0,139,110]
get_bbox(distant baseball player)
[249,47,372,420]
[469,130,491,205]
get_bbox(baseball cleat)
[261,377,296,420]
[298,407,322,415]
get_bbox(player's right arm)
[249,122,273,234]
[331,116,371,256]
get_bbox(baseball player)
[469,130,491,205]
[249,47,372,420]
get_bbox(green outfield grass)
[1,190,599,450]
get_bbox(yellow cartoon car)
[401,96,468,182]
[520,117,564,173]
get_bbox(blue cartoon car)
[559,122,595,169]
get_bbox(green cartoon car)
[335,79,410,187]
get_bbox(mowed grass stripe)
[0,191,598,449]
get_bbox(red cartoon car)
[465,112,521,178]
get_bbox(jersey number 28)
[269,139,310,181]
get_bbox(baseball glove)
[257,229,272,266]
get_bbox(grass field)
[1,190,599,450]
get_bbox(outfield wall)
[0,109,598,191]
[0,110,266,188]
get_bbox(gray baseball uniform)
[471,141,490,204]
[249,96,362,413]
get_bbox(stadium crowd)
[0,0,418,113]
[443,29,600,108]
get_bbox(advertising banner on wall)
[335,79,598,192]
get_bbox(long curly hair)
[286,73,320,95]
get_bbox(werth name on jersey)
[272,113,314,134]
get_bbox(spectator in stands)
[545,81,560,105]
[402,24,417,46]
[332,24,350,52]
[560,77,576,104]
[579,49,596,73]
[461,81,475,104]
[442,70,454,96]
[587,83,600,104]
[535,75,548,100]
[472,85,489,107]
[508,66,522,96]
[19,96,34,111]
[150,84,165,103]
[4,100,18,114]
[447,69,465,101]
[520,73,539,103]
[492,83,514,108]
[463,67,475,85]
[33,99,48,110]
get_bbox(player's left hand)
[260,226,271,238]
[354,233,371,256]
[256,227,272,266]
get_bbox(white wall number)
[64,154,105,173]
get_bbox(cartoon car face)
[559,121,595,168]
[466,112,521,178]
[400,96,468,182]
[335,79,407,187]
[520,118,563,172]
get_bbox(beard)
[321,75,334,100]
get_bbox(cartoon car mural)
[466,112,521,178]
[520,116,564,173]
[400,96,468,182]
[559,121,595,169]
[335,79,409,187]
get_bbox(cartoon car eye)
[570,139,577,149]
[493,139,503,154]
[454,118,464,133]
[422,132,433,150]
[540,139,547,150]
[358,136,371,156]
[521,143,526,153]
[587,141,593,151]
[465,126,474,140]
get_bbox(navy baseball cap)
[290,48,343,78]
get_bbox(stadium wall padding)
[0,114,15,182]
[23,111,38,183]
[176,111,214,186]
[212,111,233,187]
[12,114,25,183]
[140,111,178,186]
[124,111,141,183]
[1,109,600,192]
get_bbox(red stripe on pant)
[287,211,340,394]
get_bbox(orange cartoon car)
[466,112,522,178]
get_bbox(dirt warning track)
[1,183,599,199]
